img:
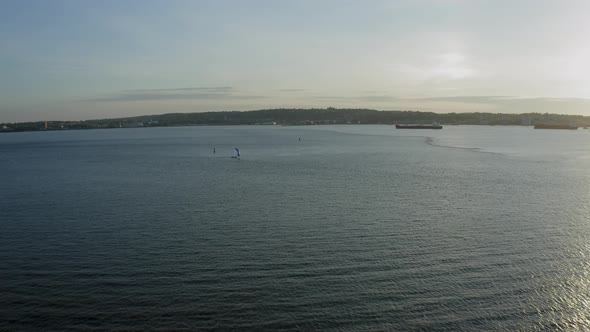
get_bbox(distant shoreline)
[2,108,589,133]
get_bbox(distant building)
[520,116,532,126]
[126,122,144,128]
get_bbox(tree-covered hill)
[2,108,590,132]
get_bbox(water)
[1,125,590,331]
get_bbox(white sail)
[231,147,240,159]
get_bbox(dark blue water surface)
[2,125,590,331]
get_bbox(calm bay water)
[2,125,590,331]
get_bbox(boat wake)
[424,136,499,156]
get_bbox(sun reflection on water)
[524,175,590,330]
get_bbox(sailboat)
[231,147,240,159]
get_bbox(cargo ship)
[533,124,578,130]
[395,124,443,129]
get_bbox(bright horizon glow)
[2,0,590,122]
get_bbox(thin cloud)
[84,87,266,102]
[312,95,517,103]
[415,96,512,102]
[312,95,399,102]
[125,86,234,93]
[415,96,590,103]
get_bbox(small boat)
[231,147,240,159]
[395,123,442,129]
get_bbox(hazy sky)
[2,0,590,122]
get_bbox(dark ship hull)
[534,124,578,130]
[395,124,443,129]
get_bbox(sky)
[2,0,590,122]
